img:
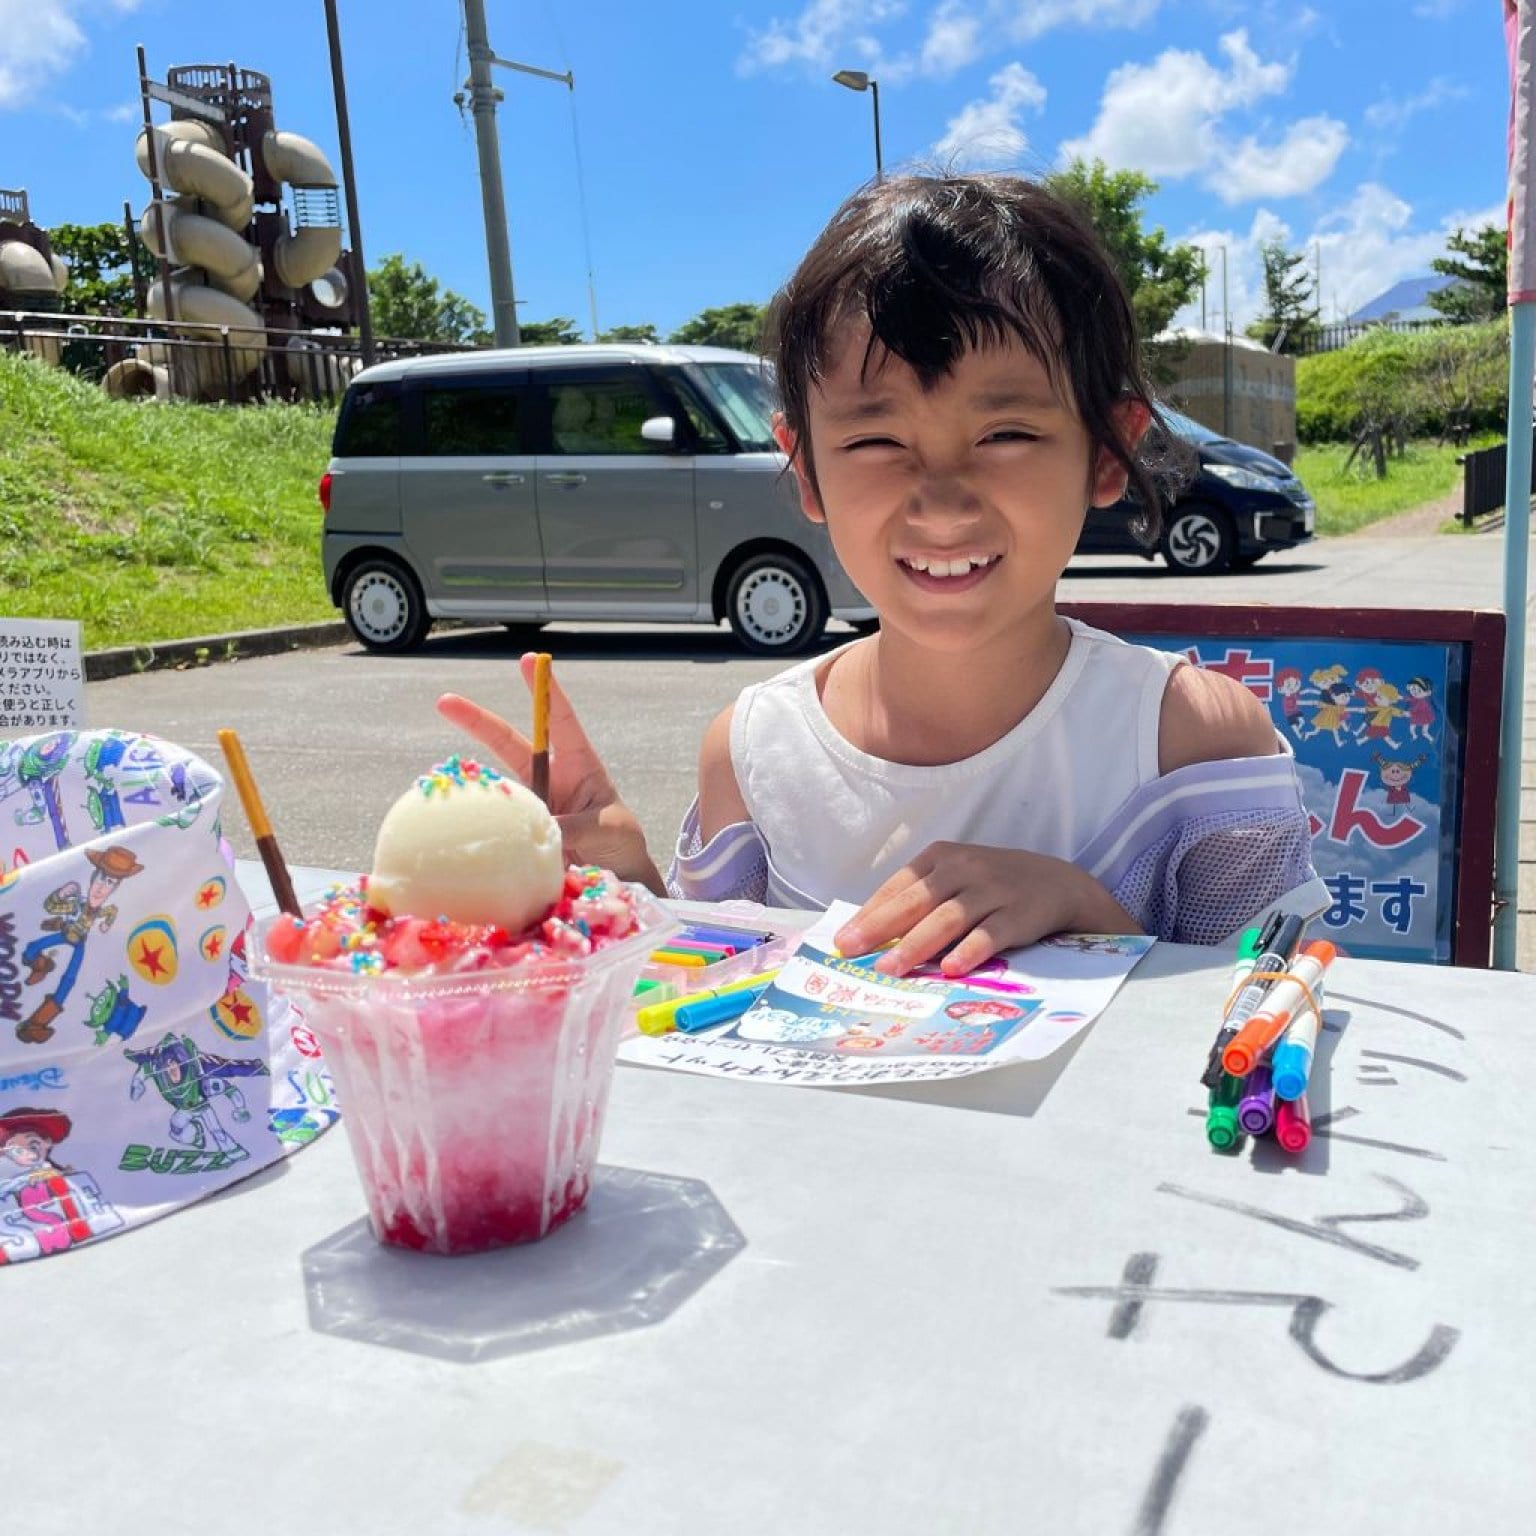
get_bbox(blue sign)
[1138,634,1459,964]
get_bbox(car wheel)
[342,557,432,653]
[1161,506,1237,574]
[726,551,828,656]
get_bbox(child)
[439,173,1317,977]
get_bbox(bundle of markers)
[634,919,784,1037]
[1202,911,1335,1155]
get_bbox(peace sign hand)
[436,653,664,893]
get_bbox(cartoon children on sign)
[15,844,145,1045]
[123,1032,270,1160]
[0,1106,124,1264]
[1373,752,1431,821]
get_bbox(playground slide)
[0,214,68,363]
[111,119,343,399]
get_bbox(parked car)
[1076,407,1315,574]
[319,344,873,656]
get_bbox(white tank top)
[729,617,1182,907]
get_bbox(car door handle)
[481,472,525,486]
[544,472,587,488]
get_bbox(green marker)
[1205,1071,1247,1152]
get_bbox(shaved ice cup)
[250,892,677,1254]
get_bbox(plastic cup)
[250,891,677,1254]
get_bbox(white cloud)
[932,62,1046,166]
[1412,0,1465,17]
[0,0,141,110]
[1003,0,1161,41]
[1171,184,1506,334]
[1214,115,1350,202]
[1363,77,1468,134]
[920,0,983,76]
[740,0,1164,79]
[0,2,85,109]
[1060,30,1290,179]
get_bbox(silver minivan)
[319,343,873,655]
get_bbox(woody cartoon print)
[0,729,336,1265]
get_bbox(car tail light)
[318,472,332,512]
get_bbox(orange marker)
[1222,940,1335,1078]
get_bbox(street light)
[832,69,882,180]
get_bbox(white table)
[7,864,1534,1535]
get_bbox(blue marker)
[676,923,775,952]
[674,982,772,1033]
[1271,985,1326,1101]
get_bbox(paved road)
[84,526,1536,967]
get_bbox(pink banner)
[1508,0,1536,301]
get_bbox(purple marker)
[1237,1065,1277,1136]
[676,923,773,952]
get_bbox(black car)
[1077,408,1315,574]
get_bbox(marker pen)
[1236,1064,1277,1136]
[1205,1072,1247,1152]
[648,948,710,969]
[1271,971,1331,1101]
[634,969,781,1036]
[1221,940,1335,1078]
[658,940,733,964]
[1274,1093,1311,1153]
[1201,913,1296,1088]
[675,924,774,951]
[675,982,772,1033]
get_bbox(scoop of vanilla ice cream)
[367,756,564,932]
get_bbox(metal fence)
[1292,318,1447,356]
[0,308,474,406]
[1458,433,1536,525]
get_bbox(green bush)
[1297,320,1508,443]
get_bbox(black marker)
[1200,911,1304,1089]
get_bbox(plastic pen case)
[627,909,804,1021]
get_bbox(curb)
[85,621,353,682]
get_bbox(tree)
[1042,159,1204,345]
[596,323,659,343]
[668,302,766,351]
[1245,240,1319,354]
[48,222,155,316]
[367,253,489,344]
[518,316,583,345]
[1428,224,1506,325]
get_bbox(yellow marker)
[648,948,709,968]
[635,969,781,1036]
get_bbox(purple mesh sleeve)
[1107,806,1318,945]
[666,799,770,904]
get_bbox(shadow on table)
[300,1166,745,1363]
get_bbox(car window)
[546,378,668,455]
[1158,406,1227,446]
[665,375,731,453]
[687,362,777,451]
[421,383,527,455]
[334,381,403,456]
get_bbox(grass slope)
[1293,434,1499,536]
[0,352,336,650]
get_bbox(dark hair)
[764,172,1182,544]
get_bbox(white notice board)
[0,618,84,734]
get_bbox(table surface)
[8,864,1536,1536]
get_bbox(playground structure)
[106,61,359,400]
[0,189,68,361]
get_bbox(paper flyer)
[619,901,1155,1087]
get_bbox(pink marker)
[1274,1093,1311,1153]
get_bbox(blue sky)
[0,0,1509,337]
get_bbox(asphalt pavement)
[82,524,1536,970]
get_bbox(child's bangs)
[850,269,1070,401]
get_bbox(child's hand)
[832,842,1139,977]
[436,654,663,893]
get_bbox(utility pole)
[323,0,375,365]
[462,0,520,347]
[458,2,574,348]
